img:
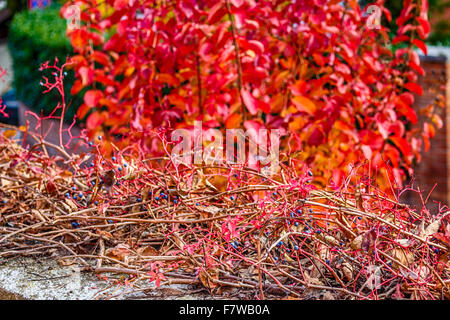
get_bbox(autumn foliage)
[61,0,439,190]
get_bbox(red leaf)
[390,136,410,157]
[292,96,316,115]
[412,39,427,55]
[79,66,94,86]
[423,122,435,139]
[241,89,258,115]
[113,0,127,10]
[416,17,431,38]
[308,126,325,146]
[404,83,423,96]
[399,92,415,105]
[87,112,104,130]
[257,100,271,114]
[70,29,89,50]
[245,40,265,55]
[398,103,418,124]
[84,90,104,108]
[77,103,91,120]
[180,1,194,19]
[91,51,111,66]
[71,79,84,95]
[392,35,410,45]
[225,113,242,129]
[409,61,425,76]
[208,3,226,24]
[396,94,418,124]
[231,0,244,7]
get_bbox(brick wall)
[403,53,449,212]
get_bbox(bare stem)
[225,0,247,122]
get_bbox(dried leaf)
[425,219,441,237]
[3,130,17,139]
[342,262,353,282]
[199,269,219,289]
[350,235,363,250]
[137,246,159,256]
[321,291,335,300]
[64,198,78,212]
[105,243,131,262]
[390,248,415,269]
[207,175,228,192]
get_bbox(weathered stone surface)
[0,257,199,300]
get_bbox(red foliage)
[62,0,439,190]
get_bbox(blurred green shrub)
[427,0,450,46]
[8,5,82,121]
